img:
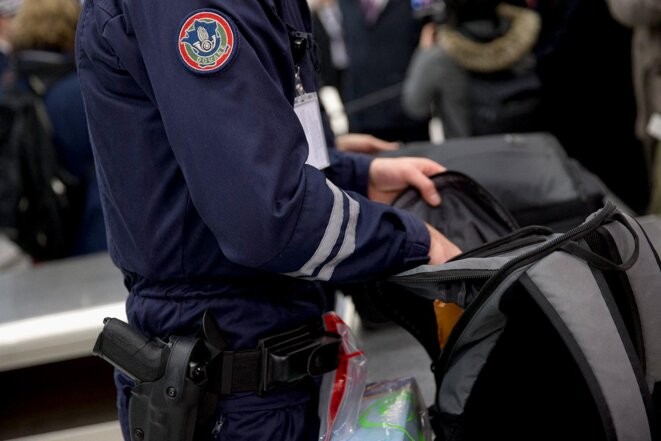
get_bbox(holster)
[93,312,341,441]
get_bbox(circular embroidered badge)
[178,10,237,74]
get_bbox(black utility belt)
[94,312,342,395]
[217,320,342,395]
[92,312,342,441]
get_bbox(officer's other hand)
[368,157,445,206]
[335,133,400,154]
[426,223,462,265]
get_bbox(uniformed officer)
[75,0,461,439]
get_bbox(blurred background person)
[311,0,350,97]
[532,0,651,214]
[0,0,19,88]
[339,0,430,142]
[7,0,107,257]
[402,0,541,139]
[0,0,27,271]
[606,0,661,214]
[403,0,651,215]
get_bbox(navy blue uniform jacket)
[76,0,431,433]
[76,0,431,437]
[77,0,430,335]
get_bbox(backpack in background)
[468,57,543,136]
[0,80,83,261]
[380,199,661,441]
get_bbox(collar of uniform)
[439,4,541,73]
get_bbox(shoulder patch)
[177,10,238,74]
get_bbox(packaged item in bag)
[318,312,368,441]
[347,377,432,441]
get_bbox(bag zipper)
[392,269,495,286]
[433,203,618,392]
[454,227,551,260]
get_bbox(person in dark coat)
[0,0,20,88]
[402,0,542,138]
[310,0,349,95]
[9,0,107,257]
[339,0,430,142]
[532,0,651,214]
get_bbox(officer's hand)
[335,133,400,154]
[368,157,445,206]
[426,223,462,265]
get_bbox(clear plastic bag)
[318,312,368,441]
[353,377,433,441]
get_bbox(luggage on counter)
[383,132,611,231]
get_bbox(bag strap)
[520,257,655,441]
[561,212,640,271]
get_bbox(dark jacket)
[339,0,429,141]
[402,3,541,138]
[0,51,8,81]
[12,50,107,257]
[533,0,650,214]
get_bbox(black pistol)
[93,317,219,441]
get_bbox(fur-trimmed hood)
[439,3,541,73]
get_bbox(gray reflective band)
[285,179,357,280]
[316,195,359,281]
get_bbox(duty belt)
[211,319,342,395]
[92,311,342,441]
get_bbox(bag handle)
[561,211,639,271]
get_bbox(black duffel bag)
[383,132,609,231]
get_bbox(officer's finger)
[426,223,462,264]
[414,157,446,176]
[407,168,442,206]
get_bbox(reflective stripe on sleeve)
[284,179,358,280]
[315,195,359,281]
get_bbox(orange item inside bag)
[434,300,464,349]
